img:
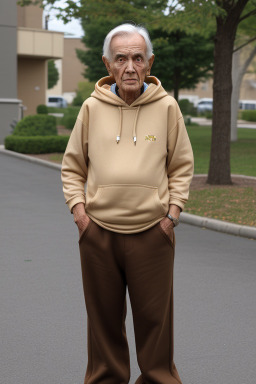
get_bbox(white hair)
[103,23,153,61]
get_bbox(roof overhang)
[17,27,64,59]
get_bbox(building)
[47,37,86,104]
[0,0,64,144]
[17,3,64,116]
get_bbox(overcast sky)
[43,1,83,38]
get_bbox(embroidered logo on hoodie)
[145,135,156,142]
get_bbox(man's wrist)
[166,213,179,227]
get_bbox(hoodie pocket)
[87,184,167,225]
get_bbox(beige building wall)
[17,4,43,29]
[18,58,47,116]
[240,73,256,100]
[179,78,213,103]
[62,38,86,93]
[179,55,256,103]
[17,3,64,115]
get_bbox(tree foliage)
[150,29,214,99]
[48,59,59,89]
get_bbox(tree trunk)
[207,0,249,184]
[173,69,179,101]
[207,20,234,184]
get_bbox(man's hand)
[160,204,180,243]
[160,217,175,243]
[72,203,91,238]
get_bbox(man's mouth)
[123,79,138,83]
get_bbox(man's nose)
[125,59,135,72]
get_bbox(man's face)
[103,33,154,98]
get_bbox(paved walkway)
[1,152,256,384]
[192,117,256,129]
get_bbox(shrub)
[72,81,95,106]
[178,99,197,116]
[241,110,256,122]
[13,115,57,136]
[61,107,80,130]
[205,111,213,119]
[37,104,48,114]
[72,93,84,106]
[5,135,69,154]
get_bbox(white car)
[197,98,213,114]
[47,96,67,108]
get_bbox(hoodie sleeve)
[61,102,89,213]
[166,101,194,211]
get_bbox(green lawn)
[185,186,256,227]
[187,126,256,176]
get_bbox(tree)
[19,0,256,185]
[206,0,255,184]
[48,59,59,89]
[150,30,213,100]
[76,19,116,82]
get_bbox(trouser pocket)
[78,219,93,244]
[156,222,175,248]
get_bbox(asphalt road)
[1,152,256,384]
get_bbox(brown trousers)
[79,218,182,384]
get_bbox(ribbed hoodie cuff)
[67,196,86,214]
[169,199,184,212]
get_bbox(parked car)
[196,98,213,114]
[47,96,67,108]
[239,100,256,110]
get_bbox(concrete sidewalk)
[191,117,256,129]
[1,146,255,240]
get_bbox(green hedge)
[5,135,69,154]
[241,110,256,122]
[178,99,197,116]
[37,104,48,114]
[72,81,95,106]
[13,115,57,136]
[61,107,80,130]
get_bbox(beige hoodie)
[61,76,194,233]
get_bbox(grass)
[187,126,256,176]
[186,126,256,227]
[49,153,64,162]
[185,186,256,227]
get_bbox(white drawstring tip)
[133,136,137,145]
[116,136,120,144]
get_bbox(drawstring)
[116,106,141,145]
[116,107,122,144]
[132,106,140,145]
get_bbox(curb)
[180,212,256,240]
[0,147,61,171]
[1,147,255,240]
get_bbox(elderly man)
[61,23,194,384]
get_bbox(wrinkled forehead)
[110,33,147,58]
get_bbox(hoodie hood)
[91,75,168,106]
[91,75,168,144]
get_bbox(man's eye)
[118,58,124,62]
[136,57,142,62]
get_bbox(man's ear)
[146,54,155,76]
[102,56,112,75]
